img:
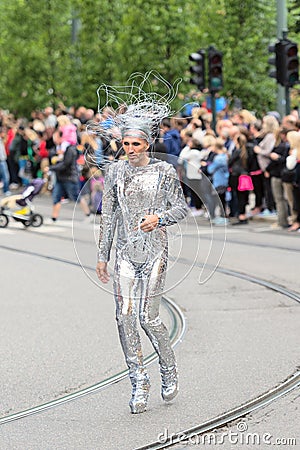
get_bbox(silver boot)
[160,365,178,402]
[129,374,150,414]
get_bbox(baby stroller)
[0,178,45,228]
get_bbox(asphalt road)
[0,194,299,449]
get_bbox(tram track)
[134,254,300,448]
[0,233,299,444]
[17,224,300,254]
[3,230,299,305]
[136,369,300,449]
[0,245,186,425]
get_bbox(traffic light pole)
[276,0,288,116]
[285,86,291,114]
[211,91,216,131]
[282,27,292,115]
[207,46,223,131]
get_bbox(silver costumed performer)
[98,157,188,412]
[95,73,188,413]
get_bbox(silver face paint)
[98,158,188,412]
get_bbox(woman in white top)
[178,137,208,216]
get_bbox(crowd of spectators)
[0,101,300,231]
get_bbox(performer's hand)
[96,261,110,283]
[138,214,159,232]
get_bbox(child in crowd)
[206,138,229,225]
[90,167,104,215]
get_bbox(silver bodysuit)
[98,158,188,392]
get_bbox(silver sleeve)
[156,165,189,226]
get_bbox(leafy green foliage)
[0,0,298,116]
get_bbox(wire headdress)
[87,71,181,144]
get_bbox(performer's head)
[87,71,181,163]
[120,118,152,166]
[121,134,150,167]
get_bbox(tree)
[0,0,298,116]
[73,0,195,110]
[0,0,74,115]
[192,0,277,113]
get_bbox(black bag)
[281,166,295,183]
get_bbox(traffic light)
[189,50,205,91]
[268,42,278,81]
[279,40,299,87]
[208,46,223,92]
[268,39,299,87]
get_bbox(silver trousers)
[113,251,176,386]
